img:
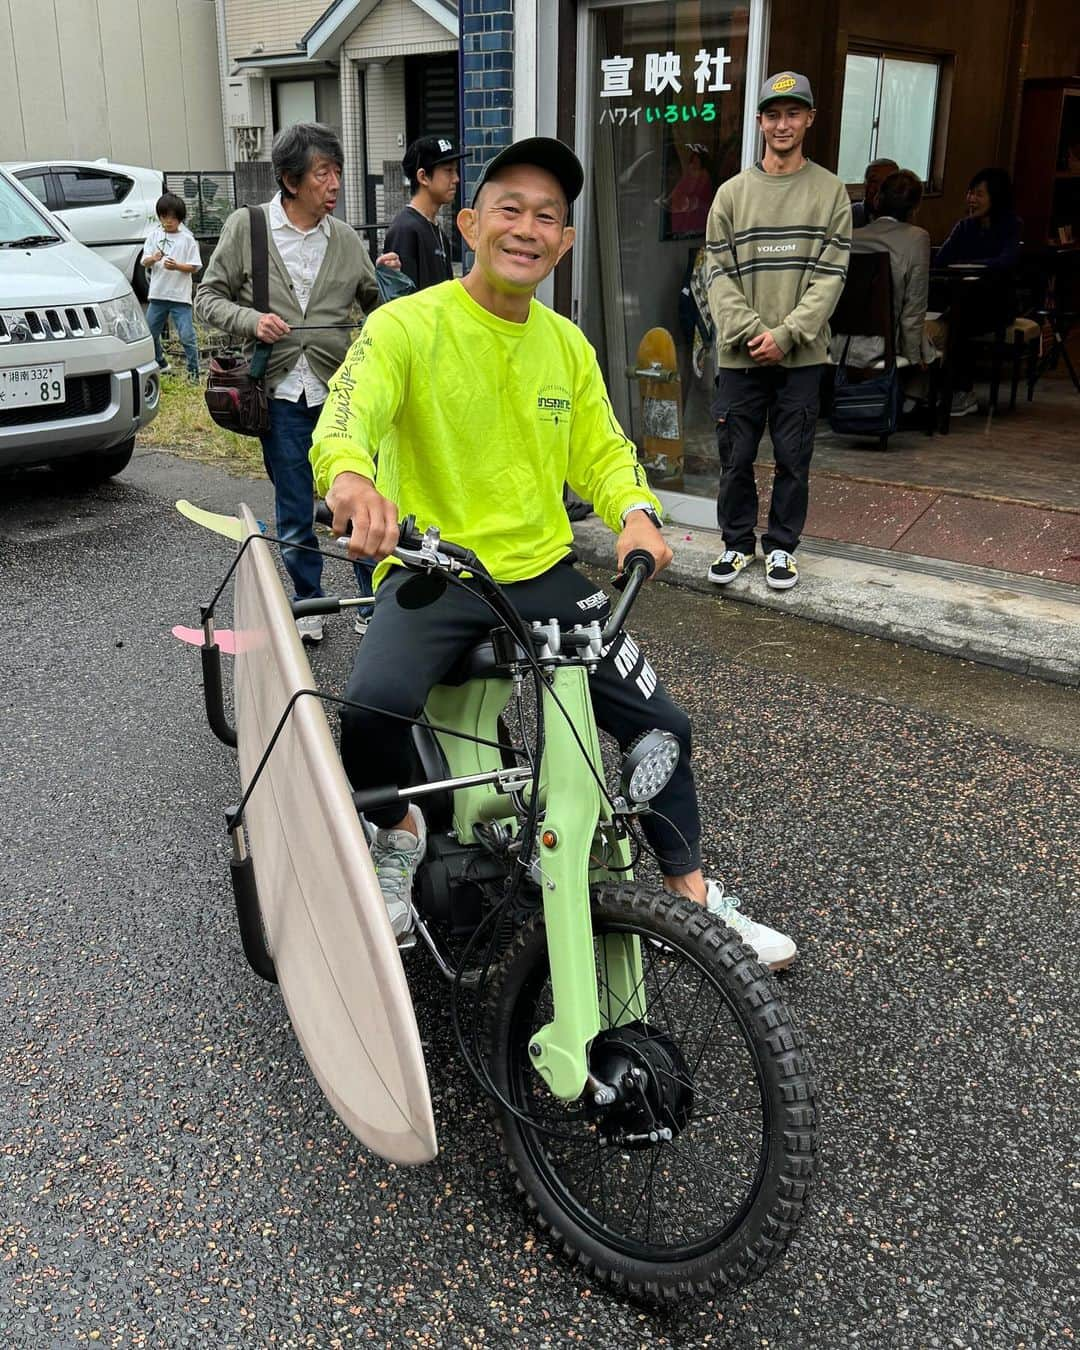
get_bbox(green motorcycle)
[202,513,818,1303]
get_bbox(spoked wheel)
[483,884,817,1303]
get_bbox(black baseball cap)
[402,135,465,179]
[471,136,584,210]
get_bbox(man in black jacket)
[384,135,464,289]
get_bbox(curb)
[571,517,1080,688]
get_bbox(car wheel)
[63,436,136,487]
[131,255,149,302]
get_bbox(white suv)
[0,166,159,484]
[5,159,163,300]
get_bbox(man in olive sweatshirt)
[704,71,851,591]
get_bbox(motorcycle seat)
[439,636,528,686]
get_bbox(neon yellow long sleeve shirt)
[309,280,660,584]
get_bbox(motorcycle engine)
[415,835,508,935]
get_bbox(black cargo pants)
[712,364,823,555]
[340,559,702,877]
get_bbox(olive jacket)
[195,202,379,396]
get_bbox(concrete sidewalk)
[572,504,1080,687]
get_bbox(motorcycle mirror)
[395,570,448,610]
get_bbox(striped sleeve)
[705,187,768,353]
[773,186,852,353]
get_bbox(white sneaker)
[368,805,426,940]
[295,614,324,644]
[354,614,369,637]
[704,879,797,971]
[950,390,978,418]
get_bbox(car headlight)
[620,730,680,805]
[97,293,149,343]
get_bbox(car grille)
[0,305,104,344]
[0,373,112,428]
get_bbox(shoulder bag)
[203,206,272,437]
[828,337,901,438]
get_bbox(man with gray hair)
[197,123,400,641]
[851,157,899,228]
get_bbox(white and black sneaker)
[764,549,798,590]
[708,549,754,585]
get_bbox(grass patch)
[137,318,264,475]
[138,371,264,476]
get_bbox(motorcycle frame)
[425,662,646,1101]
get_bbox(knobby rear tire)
[482,884,818,1304]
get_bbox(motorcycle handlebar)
[310,502,657,642]
[601,550,656,646]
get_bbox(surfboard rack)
[228,819,277,983]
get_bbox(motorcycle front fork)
[427,664,646,1102]
[525,666,644,1101]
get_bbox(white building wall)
[0,0,226,168]
[224,0,326,58]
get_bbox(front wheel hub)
[588,1022,693,1148]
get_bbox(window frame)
[839,41,954,195]
[55,167,133,209]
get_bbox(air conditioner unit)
[226,78,266,128]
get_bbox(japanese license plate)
[0,363,66,408]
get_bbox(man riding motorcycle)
[309,137,797,971]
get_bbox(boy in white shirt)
[141,192,202,380]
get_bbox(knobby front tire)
[482,884,818,1304]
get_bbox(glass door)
[573,0,769,480]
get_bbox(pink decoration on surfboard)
[172,625,239,655]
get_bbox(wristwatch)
[621,502,663,530]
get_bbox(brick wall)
[461,0,514,206]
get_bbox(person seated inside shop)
[933,167,1024,417]
[831,169,938,377]
[935,167,1023,270]
[851,157,899,229]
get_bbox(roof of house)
[302,0,458,58]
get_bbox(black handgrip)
[602,552,656,645]
[611,549,657,593]
[352,786,404,813]
[292,596,343,617]
[315,502,424,551]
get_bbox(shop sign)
[598,48,732,126]
[599,49,733,99]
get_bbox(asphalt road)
[2,449,1078,1348]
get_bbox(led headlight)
[620,730,680,805]
[97,293,150,343]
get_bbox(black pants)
[712,365,823,555]
[340,561,701,877]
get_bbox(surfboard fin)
[176,499,266,540]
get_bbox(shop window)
[837,47,952,188]
[579,0,761,476]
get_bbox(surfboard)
[231,502,437,1165]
